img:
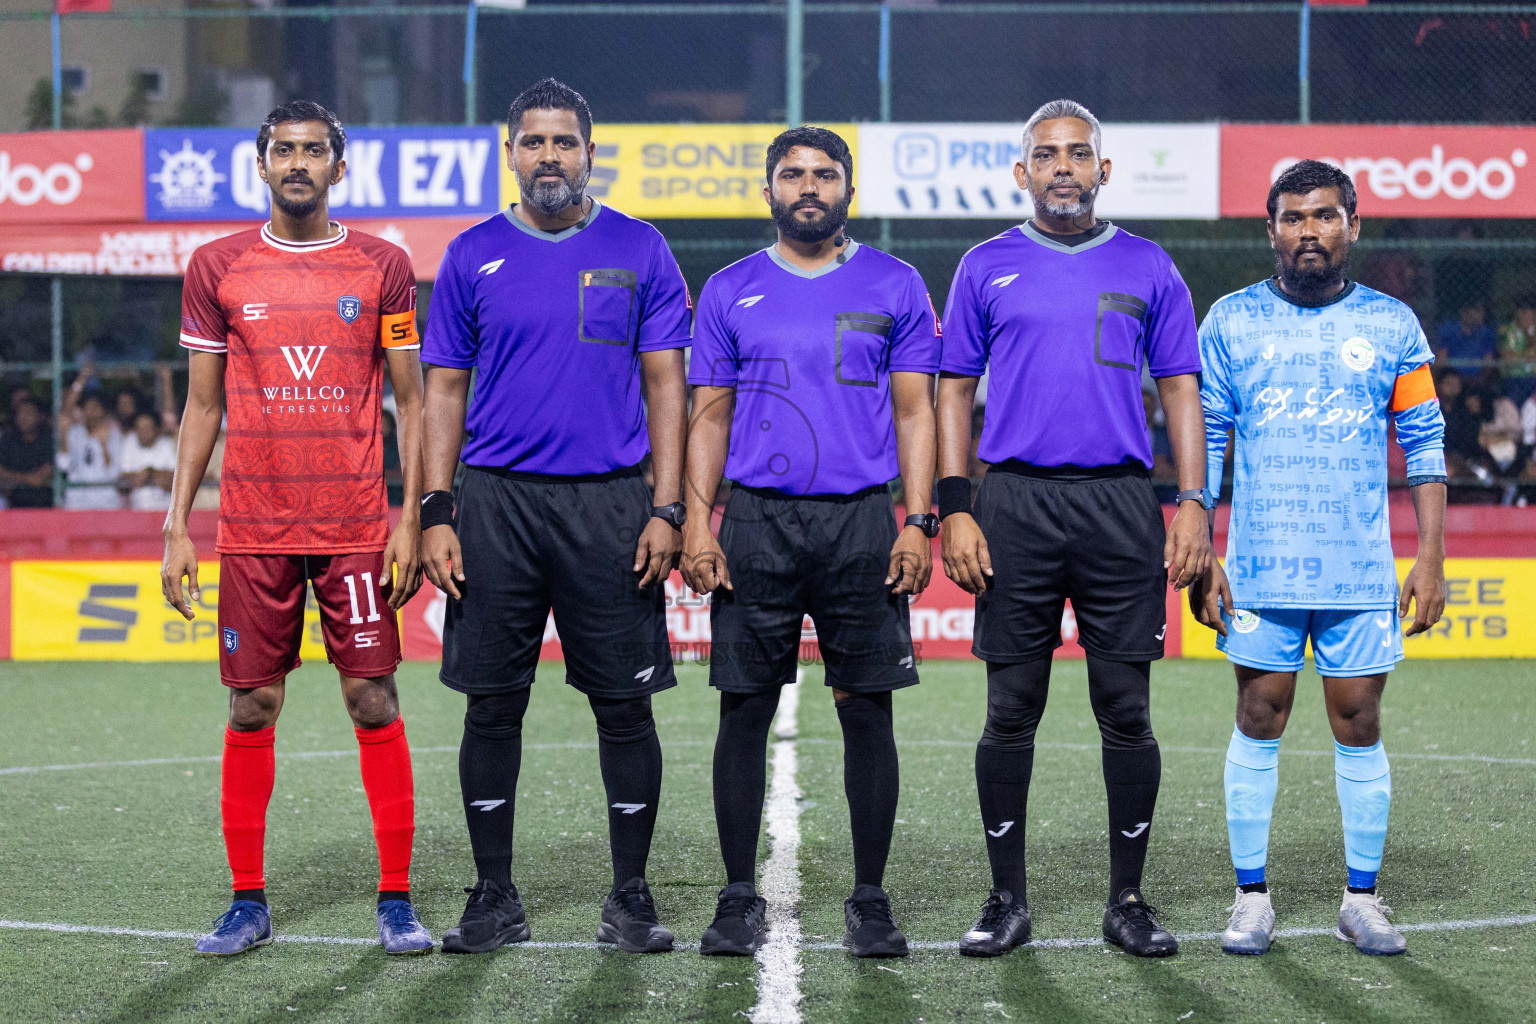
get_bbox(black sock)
[233,888,267,906]
[459,690,530,888]
[975,657,1050,901]
[713,690,780,886]
[1239,882,1269,894]
[377,890,410,905]
[591,694,663,890]
[975,743,1033,900]
[836,691,899,889]
[1102,744,1162,902]
[1346,885,1377,895]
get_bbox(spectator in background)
[58,379,123,509]
[1439,370,1482,480]
[119,411,176,510]
[1143,386,1177,502]
[1436,300,1496,373]
[1518,389,1536,506]
[1499,297,1536,405]
[0,396,55,508]
[381,409,404,506]
[114,389,143,434]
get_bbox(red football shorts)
[217,551,403,689]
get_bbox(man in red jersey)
[160,101,432,957]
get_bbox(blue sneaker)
[195,900,272,956]
[377,899,433,955]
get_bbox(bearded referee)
[936,100,1214,958]
[420,79,692,954]
[684,127,939,958]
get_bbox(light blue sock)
[1224,726,1280,887]
[1335,740,1391,890]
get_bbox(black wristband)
[936,475,973,520]
[1406,474,1448,487]
[420,490,456,530]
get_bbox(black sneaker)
[1102,889,1179,958]
[700,881,768,957]
[842,883,909,958]
[440,879,530,954]
[597,877,675,953]
[959,889,1032,957]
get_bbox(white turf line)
[751,669,804,1024]
[3,739,1532,777]
[3,913,1533,954]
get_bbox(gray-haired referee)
[937,99,1214,958]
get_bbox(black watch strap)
[651,501,686,528]
[905,512,941,538]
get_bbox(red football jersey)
[180,224,420,554]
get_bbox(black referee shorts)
[971,462,1168,664]
[439,465,676,699]
[709,484,920,695]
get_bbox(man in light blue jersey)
[1191,160,1447,957]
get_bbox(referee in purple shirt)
[936,100,1215,958]
[420,80,691,956]
[684,127,940,959]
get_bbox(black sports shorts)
[439,464,676,699]
[708,484,920,695]
[970,462,1168,664]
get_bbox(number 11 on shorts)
[343,572,382,625]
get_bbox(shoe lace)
[1115,900,1162,930]
[379,901,419,931]
[717,894,760,921]
[1352,894,1395,922]
[613,887,660,924]
[461,881,510,915]
[1226,894,1269,931]
[849,895,896,929]
[975,894,1015,932]
[211,904,262,933]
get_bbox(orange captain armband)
[379,310,419,349]
[1390,363,1436,411]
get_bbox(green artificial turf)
[0,657,1531,1023]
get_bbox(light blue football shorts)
[1216,607,1405,677]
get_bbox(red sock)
[356,717,415,893]
[221,726,276,893]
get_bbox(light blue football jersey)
[1200,279,1446,609]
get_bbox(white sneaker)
[1221,888,1275,955]
[1336,890,1406,956]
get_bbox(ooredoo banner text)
[1221,124,1536,218]
[0,130,144,224]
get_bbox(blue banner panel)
[143,126,501,221]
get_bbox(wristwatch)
[651,502,687,528]
[905,512,941,538]
[1175,487,1217,510]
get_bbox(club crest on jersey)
[222,627,240,653]
[1341,336,1375,372]
[1232,609,1261,634]
[337,295,362,324]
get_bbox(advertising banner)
[1220,125,1536,218]
[10,560,332,662]
[0,129,144,224]
[0,217,475,280]
[855,123,1220,219]
[1180,558,1536,659]
[499,123,860,219]
[143,127,501,221]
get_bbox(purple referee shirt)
[689,241,940,495]
[941,222,1201,469]
[423,201,692,474]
